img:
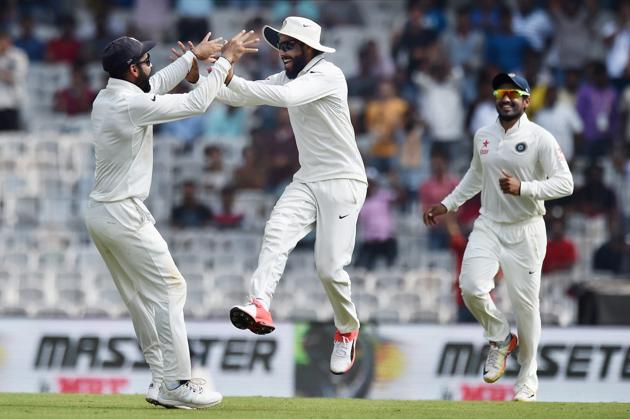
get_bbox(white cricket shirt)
[217,56,367,184]
[89,52,231,202]
[441,113,574,223]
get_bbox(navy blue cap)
[492,73,530,94]
[102,36,156,74]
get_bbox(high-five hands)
[499,169,521,195]
[171,30,258,85]
[170,41,202,83]
[189,32,225,61]
[221,30,259,64]
[170,32,224,83]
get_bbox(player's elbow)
[559,177,574,197]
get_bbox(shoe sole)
[155,399,222,409]
[483,335,518,384]
[145,397,174,408]
[229,307,275,335]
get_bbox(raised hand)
[190,32,224,61]
[170,41,201,83]
[221,30,259,65]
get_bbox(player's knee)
[459,278,481,298]
[169,273,187,295]
[315,262,337,283]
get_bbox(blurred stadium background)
[0,0,629,404]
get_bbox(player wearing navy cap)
[85,31,258,409]
[423,73,574,401]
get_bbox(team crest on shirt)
[515,142,527,152]
[480,139,489,154]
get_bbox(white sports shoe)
[513,385,537,401]
[330,329,359,375]
[145,379,162,406]
[483,333,518,383]
[156,378,222,409]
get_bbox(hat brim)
[492,73,528,93]
[263,25,335,53]
[139,40,156,58]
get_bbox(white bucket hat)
[263,16,335,53]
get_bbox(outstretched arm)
[226,68,339,108]
[217,72,284,106]
[129,30,258,126]
[129,57,232,126]
[442,142,483,211]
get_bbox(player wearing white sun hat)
[216,16,367,376]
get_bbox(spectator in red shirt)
[214,186,244,229]
[542,215,578,273]
[53,65,96,115]
[420,145,460,249]
[45,15,82,64]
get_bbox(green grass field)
[0,394,629,419]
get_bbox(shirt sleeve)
[441,138,483,212]
[216,72,284,106]
[148,51,195,95]
[128,57,231,127]
[226,69,339,107]
[520,130,574,200]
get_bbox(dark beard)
[497,111,522,122]
[496,103,523,122]
[136,71,151,93]
[285,54,308,79]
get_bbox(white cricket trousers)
[251,179,367,333]
[459,215,546,391]
[85,198,191,382]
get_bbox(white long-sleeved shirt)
[441,113,574,223]
[89,52,231,203]
[217,56,367,184]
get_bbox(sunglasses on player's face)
[278,40,298,52]
[134,54,151,67]
[493,89,529,100]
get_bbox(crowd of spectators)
[1,0,630,278]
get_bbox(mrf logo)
[34,335,278,372]
[57,377,128,394]
[461,383,513,401]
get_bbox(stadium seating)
[0,130,589,325]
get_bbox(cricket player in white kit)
[218,17,367,375]
[85,32,257,409]
[424,73,574,401]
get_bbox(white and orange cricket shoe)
[330,329,359,375]
[483,333,518,383]
[230,299,276,335]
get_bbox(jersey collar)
[106,77,145,94]
[495,112,529,135]
[298,55,326,77]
